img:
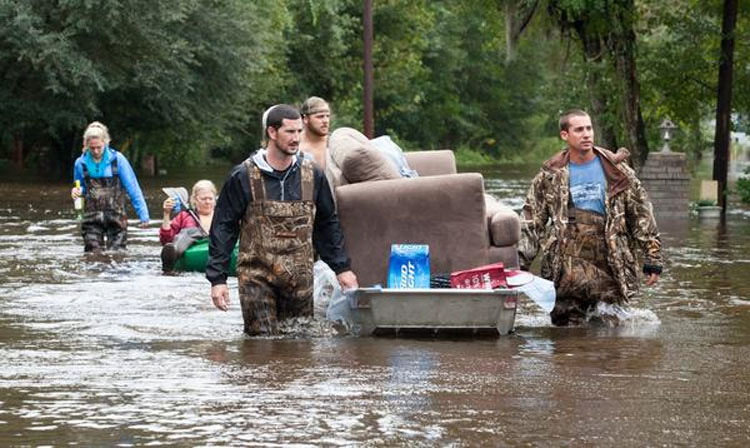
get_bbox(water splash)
[273,316,339,338]
[515,300,661,330]
[591,302,661,327]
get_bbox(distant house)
[732,131,750,147]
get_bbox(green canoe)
[173,239,238,276]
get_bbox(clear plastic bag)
[326,289,356,333]
[313,260,338,318]
[313,260,357,332]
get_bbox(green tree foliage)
[509,0,750,168]
[638,0,750,159]
[283,0,436,143]
[0,0,282,174]
[283,0,361,119]
[542,0,651,165]
[284,0,550,156]
[2,0,748,175]
[414,1,548,155]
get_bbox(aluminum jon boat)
[347,287,518,336]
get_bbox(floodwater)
[2,164,750,446]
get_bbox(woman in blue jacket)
[70,122,150,252]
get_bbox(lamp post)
[641,118,690,221]
[658,118,677,153]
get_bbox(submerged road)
[1,167,750,445]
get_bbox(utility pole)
[363,0,374,138]
[713,0,738,214]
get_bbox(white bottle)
[73,180,83,220]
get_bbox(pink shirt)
[159,211,201,245]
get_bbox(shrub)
[454,146,495,166]
[736,168,750,203]
[695,199,718,207]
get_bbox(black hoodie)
[206,150,350,286]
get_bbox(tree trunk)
[587,68,618,150]
[713,0,738,214]
[504,0,518,63]
[636,105,649,167]
[503,0,539,64]
[12,134,24,171]
[576,29,618,150]
[609,4,649,170]
[122,136,139,171]
[53,130,78,180]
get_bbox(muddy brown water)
[1,165,750,446]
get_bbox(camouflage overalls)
[551,208,625,325]
[81,156,128,252]
[237,159,316,335]
[518,147,663,326]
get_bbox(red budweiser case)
[450,262,506,289]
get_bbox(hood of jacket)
[542,146,632,197]
[251,148,302,175]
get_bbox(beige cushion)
[328,127,400,184]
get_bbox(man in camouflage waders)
[518,109,663,326]
[71,122,150,252]
[206,105,358,335]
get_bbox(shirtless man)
[299,96,331,168]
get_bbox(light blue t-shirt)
[569,156,606,216]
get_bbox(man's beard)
[278,144,299,156]
[308,125,328,137]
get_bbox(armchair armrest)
[335,173,490,287]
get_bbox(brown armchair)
[327,129,520,287]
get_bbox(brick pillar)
[640,152,690,221]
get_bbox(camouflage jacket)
[518,146,663,301]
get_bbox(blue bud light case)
[387,244,430,289]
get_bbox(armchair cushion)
[328,127,401,184]
[404,150,457,177]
